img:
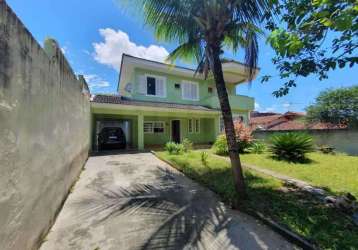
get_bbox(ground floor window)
[188,119,200,133]
[144,121,165,134]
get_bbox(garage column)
[138,114,144,150]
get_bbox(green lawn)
[239,152,358,197]
[156,150,358,250]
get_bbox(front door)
[171,120,180,143]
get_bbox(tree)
[131,0,271,200]
[263,0,358,97]
[306,86,358,127]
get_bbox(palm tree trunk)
[209,44,247,201]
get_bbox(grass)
[156,150,358,250]
[239,152,358,197]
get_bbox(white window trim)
[181,80,199,101]
[145,74,167,98]
[143,121,165,134]
[188,119,200,134]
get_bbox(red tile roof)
[249,111,347,131]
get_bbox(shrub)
[182,138,193,152]
[248,140,266,154]
[318,145,335,154]
[200,151,209,166]
[165,142,184,155]
[269,132,314,162]
[212,134,229,155]
[234,122,253,153]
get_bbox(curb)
[151,151,319,250]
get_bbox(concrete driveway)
[40,152,296,250]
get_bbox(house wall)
[133,68,219,105]
[143,116,217,146]
[0,2,90,250]
[254,129,358,156]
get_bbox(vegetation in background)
[200,151,209,166]
[212,123,254,155]
[156,150,358,249]
[262,0,358,96]
[306,86,358,127]
[212,134,229,155]
[240,152,358,198]
[181,138,193,152]
[165,142,184,155]
[248,140,267,154]
[317,145,335,154]
[269,132,315,162]
[130,0,273,199]
[234,122,254,153]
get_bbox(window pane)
[195,119,200,133]
[144,122,153,133]
[154,127,164,133]
[182,82,198,100]
[147,77,156,95]
[188,119,193,133]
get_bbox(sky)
[6,0,357,113]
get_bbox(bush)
[165,142,184,155]
[182,138,193,152]
[269,132,314,162]
[212,134,229,155]
[200,151,208,166]
[235,122,253,153]
[248,140,266,154]
[317,145,335,154]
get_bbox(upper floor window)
[138,75,166,98]
[182,81,199,101]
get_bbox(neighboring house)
[250,111,347,131]
[90,54,257,150]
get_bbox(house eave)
[91,102,221,115]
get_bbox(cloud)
[61,46,68,55]
[264,107,276,112]
[282,102,291,109]
[254,102,261,110]
[83,74,110,89]
[93,28,169,71]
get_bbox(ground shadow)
[164,156,358,249]
[73,167,274,250]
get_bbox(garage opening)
[93,118,133,151]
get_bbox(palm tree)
[132,0,270,200]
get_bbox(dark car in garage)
[98,127,126,150]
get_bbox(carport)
[91,114,138,151]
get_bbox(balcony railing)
[204,95,254,110]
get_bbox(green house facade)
[91,54,257,150]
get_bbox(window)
[138,75,166,97]
[144,121,165,134]
[188,119,200,133]
[144,122,153,133]
[153,122,164,133]
[182,81,199,101]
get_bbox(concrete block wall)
[0,1,91,249]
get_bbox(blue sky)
[7,0,357,113]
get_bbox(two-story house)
[90,54,257,150]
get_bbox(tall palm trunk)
[209,44,247,201]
